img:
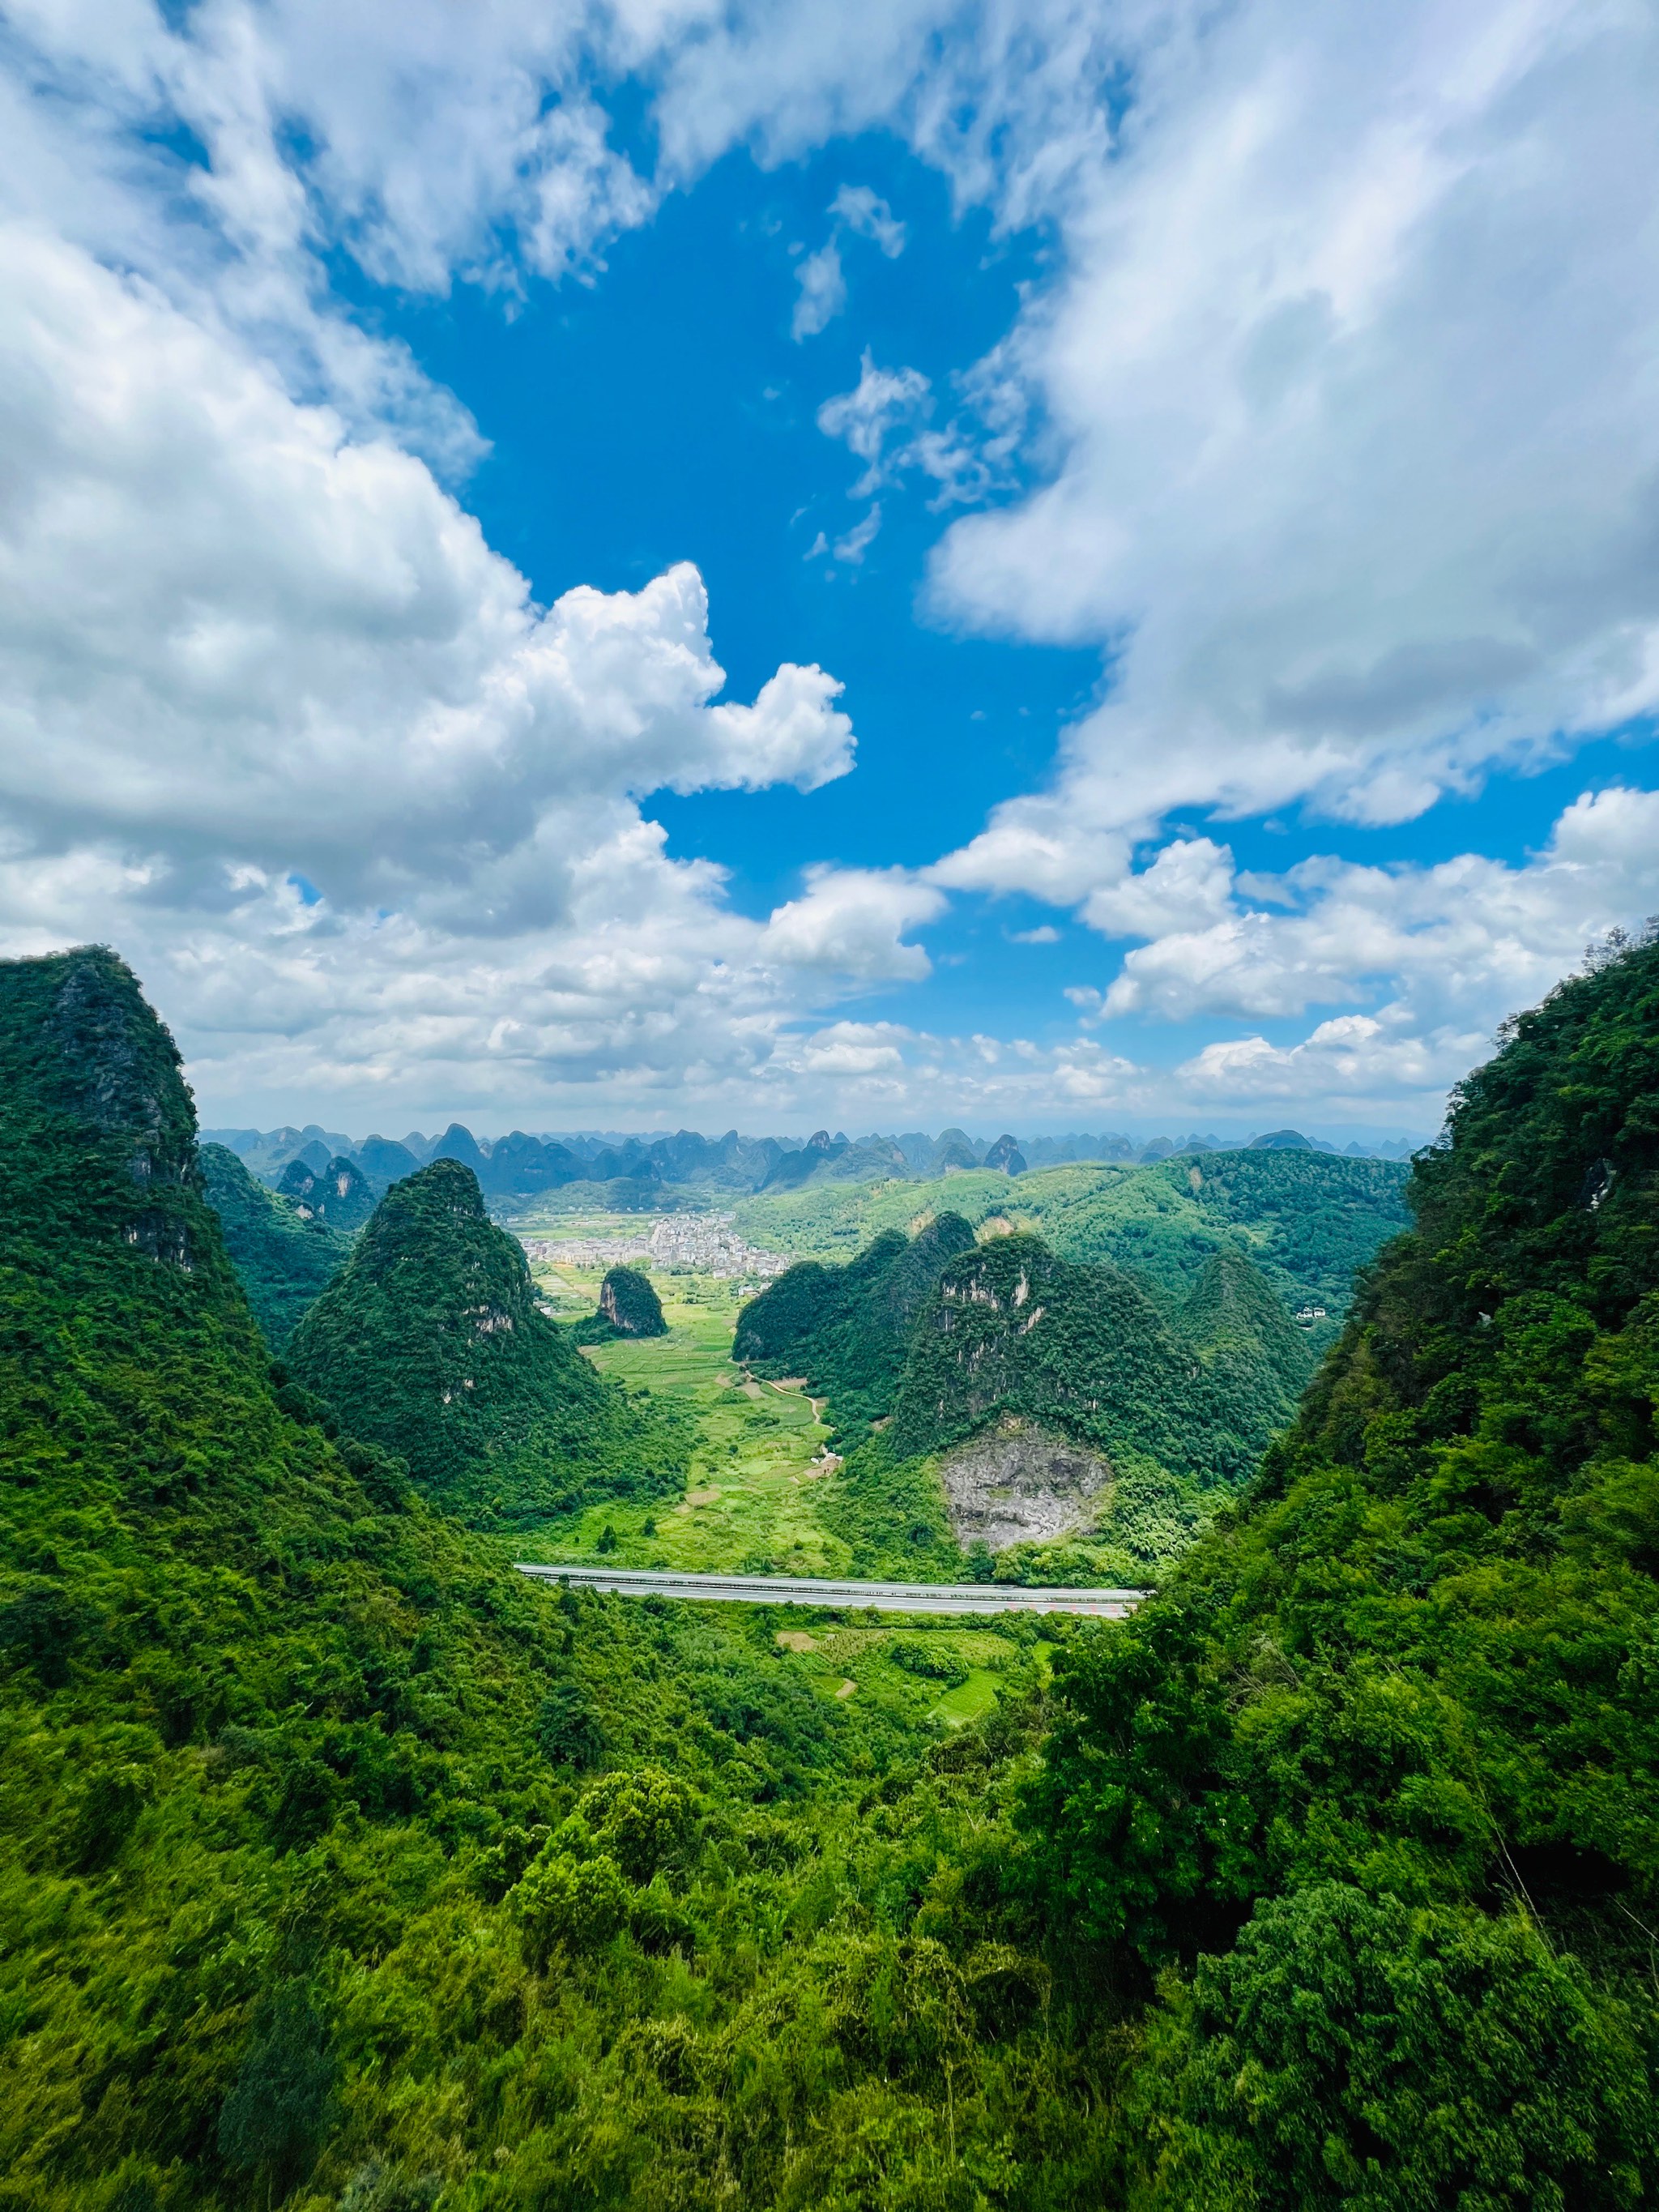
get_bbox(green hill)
[734,1211,977,1438]
[574,1263,668,1343]
[199,1139,349,1347]
[9,938,1656,2205]
[0,944,1139,2209]
[285,1161,685,1524]
[733,1146,1410,1315]
[892,1232,1308,1485]
[1019,931,1659,2199]
[737,1218,1313,1585]
[276,1151,377,1229]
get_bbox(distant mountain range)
[200,1118,1423,1205]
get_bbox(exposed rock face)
[938,1418,1112,1551]
[597,1264,667,1338]
[279,1153,376,1230]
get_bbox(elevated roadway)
[515,1562,1145,1618]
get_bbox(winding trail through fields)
[515,1561,1145,1617]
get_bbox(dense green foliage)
[736,1211,1315,1584]
[279,1155,378,1231]
[199,1141,349,1348]
[287,1164,686,1527]
[735,1148,1410,1317]
[1019,933,1659,2201]
[0,948,1132,2210]
[11,935,1659,2209]
[735,1212,976,1439]
[893,1236,1309,1484]
[738,1219,1313,1587]
[574,1265,668,1343]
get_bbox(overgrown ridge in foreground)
[5,939,1659,2209]
[0,947,1110,2210]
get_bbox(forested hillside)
[736,1220,1314,1583]
[286,1161,688,1526]
[1020,932,1659,2201]
[8,937,1658,2209]
[734,1147,1410,1315]
[735,1211,977,1437]
[199,1141,349,1349]
[890,1234,1309,1484]
[0,947,1120,2210]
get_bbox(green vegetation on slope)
[0,945,1130,2210]
[287,1161,687,1527]
[734,1147,1410,1317]
[277,1152,378,1230]
[734,1211,977,1440]
[1016,932,1659,2202]
[13,935,1657,2209]
[573,1262,668,1343]
[732,1219,1315,1587]
[891,1232,1310,1505]
[199,1140,349,1349]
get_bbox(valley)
[10,942,1658,2208]
[521,1267,850,1577]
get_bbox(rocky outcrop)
[279,1153,376,1230]
[596,1265,667,1338]
[21,948,199,1267]
[938,1417,1111,1550]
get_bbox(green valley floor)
[518,1262,853,1578]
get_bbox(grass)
[512,1256,1064,1730]
[766,1622,1052,1730]
[514,1266,856,1577]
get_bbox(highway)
[514,1561,1145,1618]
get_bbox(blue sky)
[2,2,1657,1137]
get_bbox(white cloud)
[1099,785,1659,1036]
[0,224,851,909]
[760,867,945,981]
[0,188,868,1120]
[833,506,883,564]
[926,0,1659,886]
[816,346,1003,506]
[791,239,846,338]
[791,182,906,338]
[1081,837,1235,940]
[817,352,932,493]
[5,0,1659,1132]
[1175,1013,1485,1105]
[791,1019,914,1076]
[830,184,906,258]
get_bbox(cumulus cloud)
[760,868,945,981]
[791,1020,914,1077]
[5,0,1659,1129]
[927,0,1659,877]
[1174,1013,1482,1105]
[0,224,851,909]
[1099,788,1659,1031]
[0,21,877,1124]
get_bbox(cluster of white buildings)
[522,1212,791,1284]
